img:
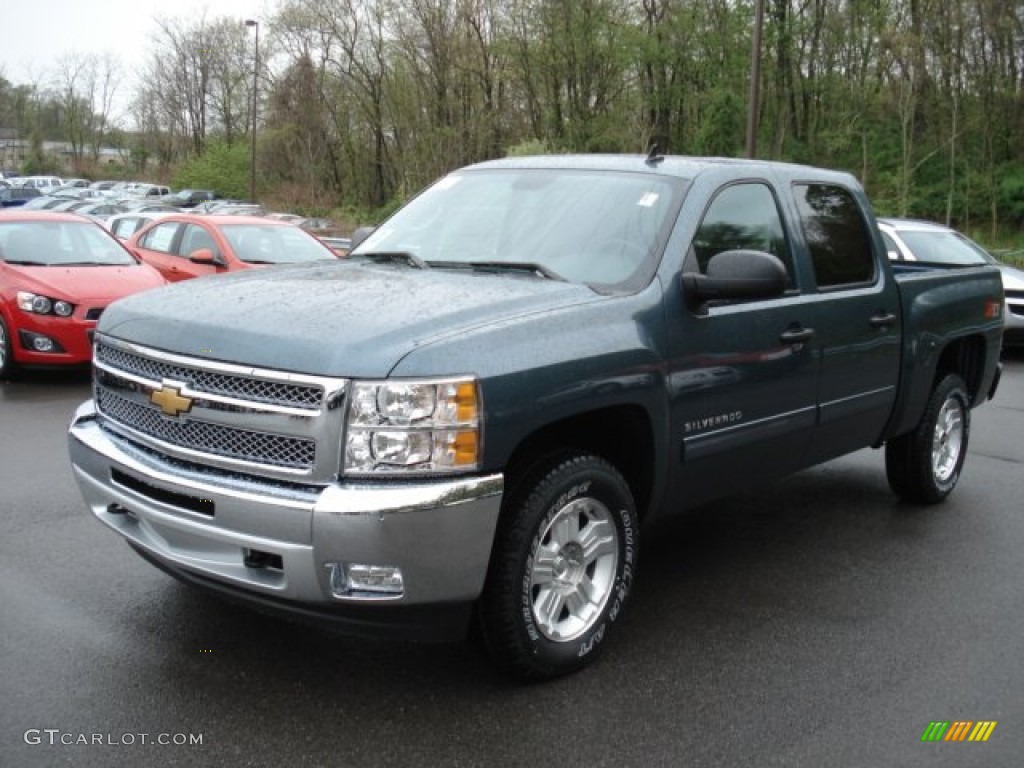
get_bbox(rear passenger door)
[791,183,901,464]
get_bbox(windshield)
[353,168,686,288]
[0,220,137,266]
[219,224,336,264]
[898,229,992,266]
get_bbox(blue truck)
[69,154,1004,679]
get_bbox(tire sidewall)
[484,455,639,678]
[0,314,15,379]
[519,468,637,670]
[926,375,970,498]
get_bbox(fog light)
[19,330,64,353]
[326,562,404,598]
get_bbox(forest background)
[1,0,1023,256]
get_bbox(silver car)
[878,217,1024,348]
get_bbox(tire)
[885,373,971,504]
[479,452,638,680]
[0,315,17,380]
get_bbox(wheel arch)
[935,334,988,405]
[502,404,657,523]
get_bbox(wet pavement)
[2,358,1022,767]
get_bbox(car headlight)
[344,377,481,475]
[17,292,75,317]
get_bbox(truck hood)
[98,260,607,377]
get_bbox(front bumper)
[68,400,504,641]
[7,309,96,366]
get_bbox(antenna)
[645,143,665,166]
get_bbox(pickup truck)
[68,154,1004,679]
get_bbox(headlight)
[17,291,74,317]
[344,377,481,474]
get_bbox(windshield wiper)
[458,260,566,281]
[358,251,428,269]
[3,260,46,266]
[428,260,565,280]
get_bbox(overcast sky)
[1,0,270,120]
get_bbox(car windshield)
[219,224,335,264]
[352,168,686,288]
[898,229,992,266]
[0,220,137,266]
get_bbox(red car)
[0,211,166,376]
[127,214,338,282]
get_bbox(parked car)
[69,202,128,223]
[117,199,181,214]
[0,187,42,207]
[0,210,166,377]
[15,176,64,193]
[105,211,178,240]
[19,196,70,211]
[126,183,171,198]
[164,189,219,208]
[878,217,1024,347]
[127,214,338,282]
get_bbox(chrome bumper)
[68,401,503,631]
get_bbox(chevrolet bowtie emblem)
[149,383,194,417]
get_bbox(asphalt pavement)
[2,357,1022,767]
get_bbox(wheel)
[479,452,638,680]
[0,315,17,380]
[885,373,970,504]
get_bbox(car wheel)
[0,316,17,379]
[479,452,638,679]
[885,373,970,504]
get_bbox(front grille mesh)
[95,342,323,410]
[97,389,315,470]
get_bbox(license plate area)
[111,468,214,517]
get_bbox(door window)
[688,183,794,288]
[178,224,219,259]
[793,184,876,288]
[140,222,181,253]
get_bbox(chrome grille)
[95,341,323,410]
[98,389,315,470]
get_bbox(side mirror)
[189,248,219,265]
[350,226,375,251]
[681,249,787,310]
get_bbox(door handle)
[870,311,897,328]
[780,327,815,344]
